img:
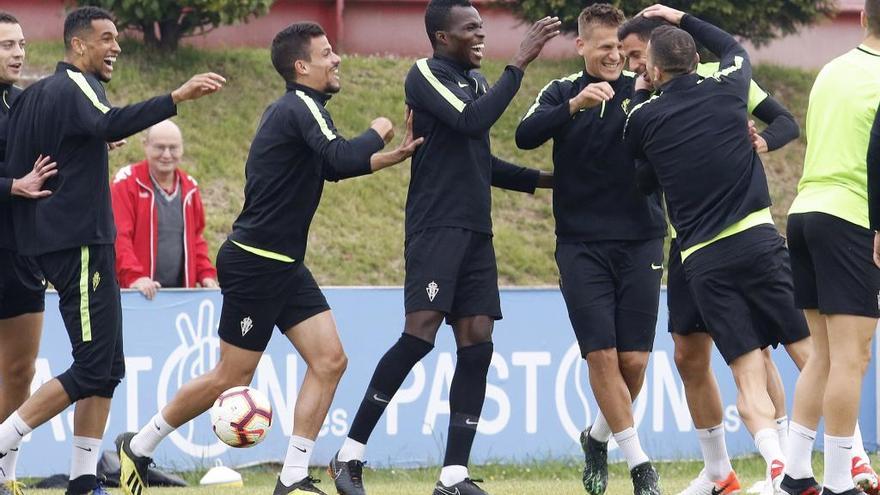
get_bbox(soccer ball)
[210,386,273,448]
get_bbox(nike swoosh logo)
[9,448,18,452]
[373,394,390,404]
[465,419,479,426]
[651,263,663,270]
[843,446,853,449]
[294,445,307,453]
[457,82,469,88]
[154,420,162,431]
[435,487,460,495]
[12,425,23,436]
[75,446,93,452]
[711,480,733,495]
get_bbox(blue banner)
[17,289,877,475]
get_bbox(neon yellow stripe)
[703,56,744,82]
[623,94,659,136]
[522,71,582,120]
[79,246,92,342]
[66,70,109,114]
[294,90,336,141]
[416,58,466,112]
[680,207,774,261]
[232,240,295,263]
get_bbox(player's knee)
[586,348,618,372]
[311,349,348,380]
[674,347,709,381]
[456,341,493,374]
[1,358,36,391]
[212,364,257,392]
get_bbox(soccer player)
[1,7,224,495]
[330,2,557,494]
[782,1,880,493]
[624,5,810,494]
[616,14,838,495]
[116,22,421,495]
[514,5,666,495]
[0,12,58,495]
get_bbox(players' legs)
[822,314,877,493]
[673,332,722,429]
[435,315,494,488]
[278,310,348,486]
[0,313,41,484]
[763,349,790,454]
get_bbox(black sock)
[348,333,433,444]
[66,475,98,495]
[443,341,493,467]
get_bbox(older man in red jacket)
[111,119,217,299]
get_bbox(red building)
[0,0,866,68]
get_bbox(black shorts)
[0,248,46,319]
[37,244,125,400]
[217,241,330,352]
[404,227,501,324]
[684,225,808,364]
[667,239,707,335]
[556,238,663,357]
[787,212,880,317]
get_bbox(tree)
[79,0,274,52]
[506,0,837,46]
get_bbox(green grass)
[24,454,840,494]
[18,42,817,286]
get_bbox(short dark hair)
[649,25,697,76]
[618,15,670,43]
[867,0,880,37]
[64,6,114,50]
[424,0,472,48]
[577,3,625,38]
[0,12,19,26]
[271,22,326,82]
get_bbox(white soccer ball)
[210,386,273,448]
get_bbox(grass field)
[17,41,817,286]
[23,455,838,494]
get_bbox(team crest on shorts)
[426,281,439,302]
[241,316,254,337]
[92,271,101,291]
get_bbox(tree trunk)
[156,19,183,52]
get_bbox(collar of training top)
[286,81,331,104]
[658,72,700,93]
[432,53,472,75]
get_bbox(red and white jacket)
[111,159,217,288]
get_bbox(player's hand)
[641,4,686,25]
[171,73,226,104]
[107,139,126,151]
[131,277,161,300]
[634,73,654,93]
[200,278,219,289]
[11,154,57,199]
[748,120,769,153]
[570,82,615,113]
[371,117,395,144]
[394,106,425,159]
[874,231,880,269]
[511,16,562,70]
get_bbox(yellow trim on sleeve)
[231,240,295,263]
[66,70,109,114]
[522,71,582,121]
[416,58,466,112]
[680,207,774,261]
[295,90,336,141]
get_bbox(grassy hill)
[20,41,816,285]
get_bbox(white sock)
[824,434,856,493]
[0,437,21,481]
[786,421,816,479]
[614,427,650,470]
[754,428,785,470]
[439,465,469,487]
[280,435,314,486]
[696,424,733,481]
[337,437,366,462]
[70,436,102,480]
[776,416,789,457]
[854,422,870,463]
[589,411,612,443]
[0,413,32,453]
[130,412,175,458]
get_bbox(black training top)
[867,100,880,231]
[515,70,666,243]
[404,55,540,238]
[624,15,771,253]
[228,82,386,263]
[0,83,22,250]
[6,62,176,256]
